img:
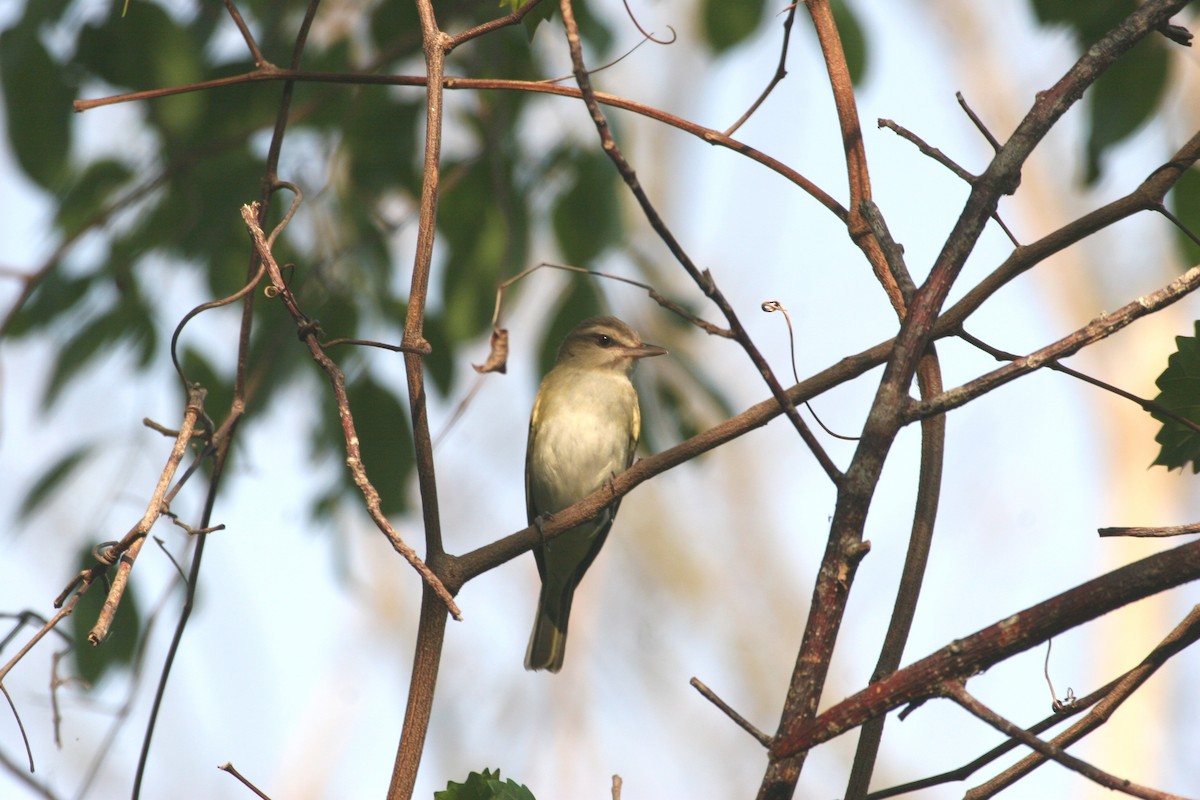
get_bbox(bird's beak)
[626,342,667,359]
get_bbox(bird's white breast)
[528,368,638,515]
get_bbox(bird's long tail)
[524,583,576,673]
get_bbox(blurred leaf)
[77,1,202,93]
[535,278,606,376]
[370,0,420,52]
[0,25,75,188]
[1029,0,1168,184]
[344,92,421,198]
[1084,37,1168,184]
[5,271,94,338]
[44,289,157,408]
[1031,0,1135,44]
[1168,167,1200,268]
[520,1,557,40]
[640,348,735,456]
[69,545,143,686]
[551,150,621,266]
[701,0,767,53]
[435,769,535,800]
[18,445,94,521]
[423,313,456,396]
[832,0,869,85]
[56,159,135,234]
[1151,320,1200,472]
[439,161,514,343]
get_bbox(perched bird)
[524,316,666,672]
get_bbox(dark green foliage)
[435,769,535,800]
[702,0,769,54]
[69,545,143,686]
[1168,167,1200,268]
[1031,0,1172,184]
[552,149,621,266]
[18,445,94,521]
[1151,321,1200,472]
[0,13,76,189]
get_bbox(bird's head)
[555,316,667,374]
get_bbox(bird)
[524,316,666,672]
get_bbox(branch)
[944,682,1188,800]
[556,0,843,487]
[88,384,208,645]
[771,537,1200,758]
[908,257,1200,422]
[74,71,847,223]
[389,3,453,798]
[239,203,457,618]
[964,604,1200,798]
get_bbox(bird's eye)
[596,334,613,347]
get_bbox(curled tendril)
[621,0,676,45]
[762,299,858,442]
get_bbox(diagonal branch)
[771,537,1200,758]
[556,0,843,486]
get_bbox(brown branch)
[239,203,457,619]
[88,384,207,645]
[771,536,1200,759]
[0,592,91,685]
[218,762,274,800]
[765,17,1196,785]
[388,3,454,799]
[447,0,543,50]
[1099,522,1200,537]
[804,0,903,316]
[964,605,1200,799]
[724,3,798,136]
[73,69,847,223]
[690,677,771,747]
[908,257,1200,422]
[944,682,1189,800]
[557,0,843,487]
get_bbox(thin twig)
[944,681,1188,800]
[725,3,798,136]
[557,0,843,486]
[240,203,458,617]
[690,677,771,747]
[1099,522,1200,537]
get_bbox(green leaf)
[69,545,143,686]
[0,26,75,188]
[4,271,94,338]
[435,769,535,800]
[18,445,94,521]
[1031,0,1136,45]
[439,161,514,343]
[1151,320,1200,472]
[56,159,135,234]
[519,1,557,40]
[1168,166,1200,268]
[1028,0,1167,184]
[551,151,621,266]
[43,289,157,408]
[701,0,767,53]
[1084,37,1168,184]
